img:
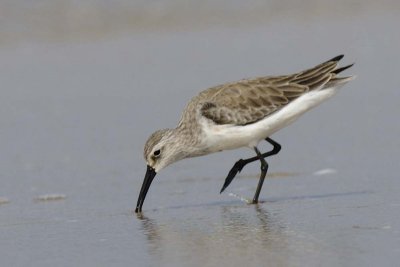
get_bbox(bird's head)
[135,128,187,213]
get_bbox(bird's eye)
[153,150,161,157]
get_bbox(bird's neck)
[170,123,209,158]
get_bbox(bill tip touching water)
[135,55,355,213]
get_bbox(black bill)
[135,165,157,213]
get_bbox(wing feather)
[199,55,351,125]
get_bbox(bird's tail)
[292,55,355,91]
[324,75,356,89]
[323,61,356,89]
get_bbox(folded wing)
[200,55,352,125]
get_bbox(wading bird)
[135,55,354,213]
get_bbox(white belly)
[202,87,339,152]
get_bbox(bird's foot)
[220,159,246,193]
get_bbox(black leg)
[220,137,281,193]
[252,147,268,204]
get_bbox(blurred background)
[0,0,399,43]
[1,1,400,266]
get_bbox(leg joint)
[266,137,281,155]
[235,159,246,169]
[273,143,281,154]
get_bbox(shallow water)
[1,1,400,266]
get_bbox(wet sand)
[1,2,400,266]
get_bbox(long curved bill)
[135,165,157,213]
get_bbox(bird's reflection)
[137,203,290,265]
[137,213,162,254]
